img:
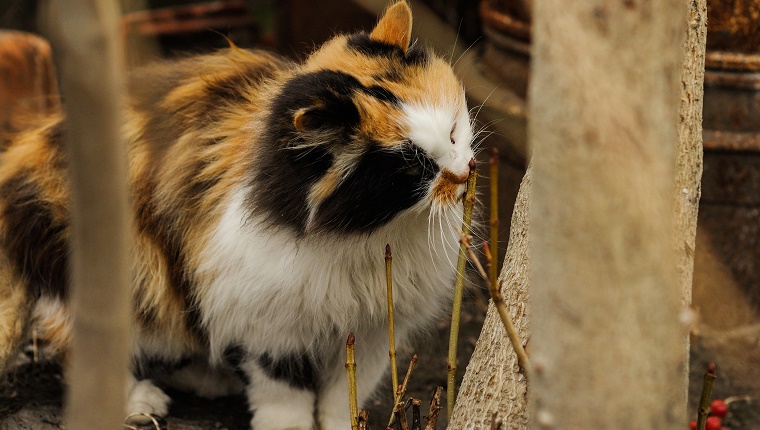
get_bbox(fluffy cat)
[0,2,474,429]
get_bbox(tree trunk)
[529,1,685,427]
[450,0,706,428]
[673,0,707,407]
[448,168,532,429]
[43,1,131,429]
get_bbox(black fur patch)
[133,355,192,381]
[347,33,429,66]
[362,84,400,105]
[223,345,250,385]
[314,144,438,233]
[251,71,360,233]
[258,353,316,391]
[251,70,405,233]
[0,172,69,299]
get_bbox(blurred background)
[1,0,759,428]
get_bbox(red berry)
[689,420,697,430]
[706,416,722,430]
[711,399,728,417]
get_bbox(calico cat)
[0,2,475,429]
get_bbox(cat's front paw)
[126,379,171,423]
[250,404,314,430]
[319,415,353,430]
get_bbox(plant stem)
[346,333,359,430]
[483,241,493,276]
[697,362,717,430]
[358,410,369,430]
[388,354,418,426]
[411,399,422,430]
[394,401,409,430]
[461,233,530,371]
[386,244,399,403]
[447,160,478,420]
[489,148,499,292]
[424,386,442,430]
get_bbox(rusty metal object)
[705,51,760,72]
[480,0,530,42]
[702,3,760,145]
[691,0,760,415]
[481,0,531,27]
[703,70,760,135]
[121,0,254,37]
[477,0,530,148]
[706,0,760,54]
[0,31,60,149]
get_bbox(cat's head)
[255,1,474,235]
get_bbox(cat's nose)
[462,158,476,178]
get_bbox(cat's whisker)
[471,84,500,126]
[440,206,460,272]
[453,37,482,69]
[427,205,446,273]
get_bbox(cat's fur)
[0,2,474,429]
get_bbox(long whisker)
[453,36,482,68]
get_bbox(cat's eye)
[450,125,456,145]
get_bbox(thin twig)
[697,362,717,430]
[388,354,418,426]
[461,232,530,371]
[386,244,399,402]
[411,399,422,430]
[424,387,442,430]
[394,401,409,430]
[123,413,161,430]
[483,241,493,275]
[724,395,752,405]
[489,147,499,291]
[346,333,359,430]
[447,160,478,419]
[358,410,369,430]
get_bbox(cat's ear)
[293,108,319,134]
[370,1,412,53]
[292,103,357,138]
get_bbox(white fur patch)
[244,360,316,430]
[126,377,171,421]
[197,187,462,363]
[402,96,474,177]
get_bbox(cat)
[0,2,475,429]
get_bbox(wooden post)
[43,1,130,429]
[529,0,685,428]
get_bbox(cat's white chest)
[196,186,461,360]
